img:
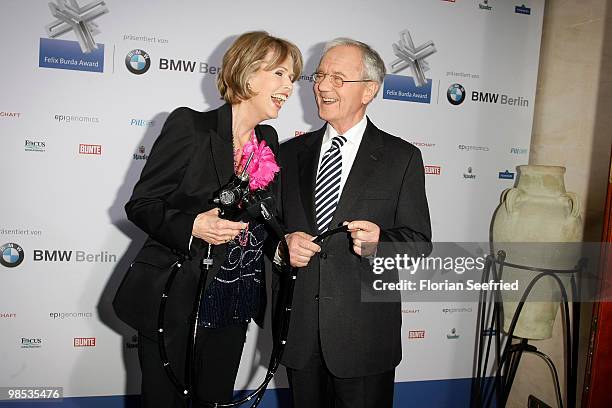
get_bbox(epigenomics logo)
[447,83,466,105]
[126,49,151,74]
[1,243,24,268]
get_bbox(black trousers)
[286,347,395,408]
[138,323,247,408]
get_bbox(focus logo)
[21,338,42,349]
[1,243,24,268]
[126,49,151,75]
[447,83,466,105]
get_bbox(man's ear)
[362,81,379,105]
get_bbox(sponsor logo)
[39,38,104,72]
[25,140,46,152]
[0,313,17,319]
[298,74,313,82]
[39,1,108,72]
[447,328,460,339]
[74,337,96,347]
[133,145,149,161]
[50,312,93,319]
[21,338,42,349]
[159,58,221,75]
[79,144,102,155]
[515,4,531,14]
[408,330,426,339]
[389,30,436,87]
[129,119,155,127]
[458,144,490,152]
[442,307,473,314]
[126,334,139,350]
[0,228,42,236]
[447,71,480,80]
[125,49,151,75]
[0,112,22,119]
[294,131,306,137]
[1,243,24,268]
[383,75,432,103]
[123,34,168,44]
[54,114,99,124]
[447,83,466,105]
[471,91,529,107]
[402,309,421,314]
[410,141,436,148]
[45,0,109,53]
[499,170,515,179]
[425,165,441,175]
[510,147,528,154]
[479,0,492,11]
[384,30,435,103]
[463,167,476,180]
[33,250,117,263]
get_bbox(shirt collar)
[323,115,368,147]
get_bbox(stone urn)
[491,165,582,340]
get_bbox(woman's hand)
[192,208,248,245]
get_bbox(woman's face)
[246,52,295,121]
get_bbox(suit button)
[320,252,327,259]
[314,295,319,301]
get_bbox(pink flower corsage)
[239,132,280,190]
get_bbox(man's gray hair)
[322,38,387,86]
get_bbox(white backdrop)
[0,0,544,404]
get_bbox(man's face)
[314,45,375,133]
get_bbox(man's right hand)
[284,232,321,268]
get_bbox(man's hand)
[345,220,380,257]
[192,208,247,245]
[284,232,321,267]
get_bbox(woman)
[113,31,303,407]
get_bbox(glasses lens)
[313,73,323,83]
[331,75,343,87]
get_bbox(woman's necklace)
[231,129,254,246]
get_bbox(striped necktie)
[315,134,347,233]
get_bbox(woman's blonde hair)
[217,31,303,104]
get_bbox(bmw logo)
[447,83,466,105]
[125,49,151,75]
[1,243,24,268]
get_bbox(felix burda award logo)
[39,0,109,73]
[383,30,436,104]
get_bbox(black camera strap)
[156,201,348,407]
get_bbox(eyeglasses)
[312,72,374,88]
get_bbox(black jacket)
[276,119,432,378]
[113,104,279,346]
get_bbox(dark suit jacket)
[113,104,279,355]
[276,118,432,378]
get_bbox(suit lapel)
[298,125,326,234]
[328,119,384,231]
[210,103,234,186]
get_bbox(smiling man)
[276,39,432,407]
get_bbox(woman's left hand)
[192,208,247,245]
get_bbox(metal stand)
[471,250,587,408]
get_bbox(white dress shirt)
[273,116,368,264]
[317,115,368,199]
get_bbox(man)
[276,38,432,407]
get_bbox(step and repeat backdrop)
[0,0,544,405]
